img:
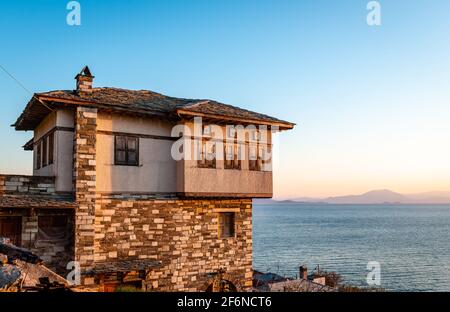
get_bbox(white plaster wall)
[56,109,75,128]
[96,134,177,193]
[97,112,173,136]
[182,168,273,195]
[33,112,56,177]
[55,130,74,192]
[96,112,177,193]
[177,120,273,196]
[33,109,74,192]
[34,111,56,141]
[31,110,274,196]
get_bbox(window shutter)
[115,136,127,164]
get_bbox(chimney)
[75,66,94,93]
[299,265,308,280]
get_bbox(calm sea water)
[253,204,450,292]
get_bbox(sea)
[253,204,450,292]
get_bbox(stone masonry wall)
[0,208,74,275]
[73,106,97,275]
[94,196,253,291]
[21,210,75,274]
[0,175,55,195]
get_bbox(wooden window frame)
[114,135,139,166]
[248,144,261,171]
[218,212,236,239]
[197,139,216,169]
[36,142,41,170]
[224,144,241,170]
[48,132,54,165]
[260,145,271,171]
[42,136,48,167]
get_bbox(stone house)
[0,66,294,291]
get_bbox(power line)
[0,64,53,112]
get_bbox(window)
[38,215,68,241]
[219,213,235,238]
[197,140,216,168]
[227,126,236,139]
[224,144,241,170]
[203,125,212,136]
[260,145,272,171]
[0,217,22,246]
[115,136,139,166]
[48,132,54,165]
[248,145,261,171]
[251,130,261,141]
[36,142,41,169]
[42,136,48,167]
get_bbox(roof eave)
[175,109,296,130]
[23,138,34,151]
[13,94,175,131]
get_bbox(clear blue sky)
[1,0,450,197]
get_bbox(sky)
[1,0,450,198]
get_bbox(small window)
[197,140,216,169]
[203,125,212,136]
[251,130,260,141]
[115,136,139,166]
[248,145,261,171]
[48,132,54,165]
[259,146,271,171]
[219,213,235,238]
[227,127,236,139]
[42,136,48,167]
[36,142,41,169]
[38,215,68,241]
[224,144,241,170]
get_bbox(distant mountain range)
[255,190,450,205]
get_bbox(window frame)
[114,135,140,166]
[42,136,48,167]
[218,212,236,239]
[248,144,261,171]
[36,142,41,170]
[197,139,216,169]
[48,132,54,165]
[224,144,241,170]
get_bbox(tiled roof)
[14,87,295,130]
[0,195,76,209]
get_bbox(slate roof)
[0,241,69,289]
[14,87,295,131]
[253,270,337,292]
[39,88,193,114]
[0,195,76,209]
[178,100,289,124]
[267,279,337,292]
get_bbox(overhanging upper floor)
[10,67,295,199]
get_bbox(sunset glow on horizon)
[1,1,450,198]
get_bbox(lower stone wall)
[24,210,75,274]
[0,208,74,275]
[93,196,253,291]
[0,175,56,195]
